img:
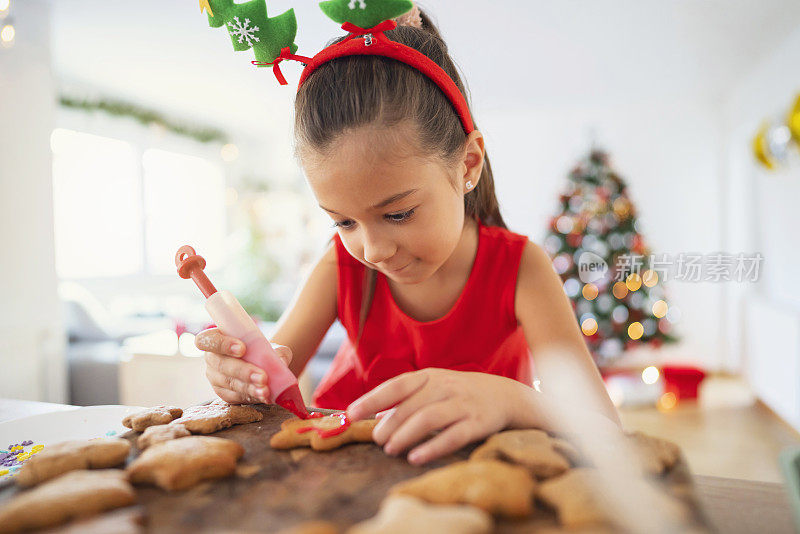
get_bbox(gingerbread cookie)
[15,438,131,487]
[127,435,244,490]
[537,468,609,528]
[269,414,377,451]
[349,494,492,534]
[469,429,578,478]
[170,399,262,434]
[538,467,688,529]
[390,459,535,518]
[276,521,340,534]
[0,470,135,533]
[627,431,680,475]
[136,423,191,450]
[41,506,144,534]
[122,405,183,432]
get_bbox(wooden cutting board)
[123,405,710,533]
[0,404,711,532]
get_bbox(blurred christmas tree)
[544,149,679,366]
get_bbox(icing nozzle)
[275,385,310,419]
[176,245,218,298]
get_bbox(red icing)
[296,412,351,438]
[275,385,310,419]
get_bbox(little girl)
[196,7,619,465]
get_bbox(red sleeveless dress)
[312,218,533,409]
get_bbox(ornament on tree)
[544,149,679,366]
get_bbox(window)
[51,128,225,279]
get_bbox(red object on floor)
[662,365,706,400]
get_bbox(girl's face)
[301,124,468,285]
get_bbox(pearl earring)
[466,181,473,191]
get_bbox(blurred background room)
[2,0,800,484]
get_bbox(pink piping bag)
[175,245,309,419]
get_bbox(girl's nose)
[362,230,396,265]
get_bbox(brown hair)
[294,8,508,341]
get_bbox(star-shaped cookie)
[469,429,578,479]
[390,459,536,518]
[349,494,492,534]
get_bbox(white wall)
[724,25,800,425]
[0,0,67,402]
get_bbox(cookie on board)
[127,435,244,491]
[39,506,144,534]
[136,423,191,450]
[390,459,536,518]
[537,468,609,528]
[122,406,183,432]
[270,415,377,451]
[15,438,131,487]
[275,520,341,534]
[538,467,689,529]
[170,399,262,434]
[348,494,492,534]
[469,429,578,479]
[0,470,135,533]
[627,432,680,475]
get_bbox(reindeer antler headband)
[199,0,474,134]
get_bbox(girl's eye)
[331,208,416,230]
[331,219,355,230]
[386,208,415,224]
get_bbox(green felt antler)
[202,0,298,63]
[319,0,414,29]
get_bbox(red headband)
[256,20,475,135]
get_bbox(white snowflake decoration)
[227,16,260,46]
[348,0,367,9]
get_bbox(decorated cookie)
[469,429,578,479]
[170,399,262,434]
[349,494,492,534]
[136,423,191,450]
[15,438,131,487]
[0,469,136,533]
[127,435,244,491]
[122,405,183,432]
[627,432,680,475]
[390,459,536,518]
[269,414,377,451]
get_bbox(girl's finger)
[196,328,246,357]
[206,368,269,402]
[212,386,259,405]
[406,418,477,465]
[204,351,267,387]
[383,401,462,456]
[373,387,447,446]
[347,371,429,420]
[375,409,394,420]
[271,344,293,366]
[214,388,263,404]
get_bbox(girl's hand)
[195,327,292,405]
[347,368,524,465]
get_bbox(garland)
[58,96,228,144]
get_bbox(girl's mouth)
[388,262,411,273]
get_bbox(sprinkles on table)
[0,440,45,476]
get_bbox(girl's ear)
[461,130,485,193]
